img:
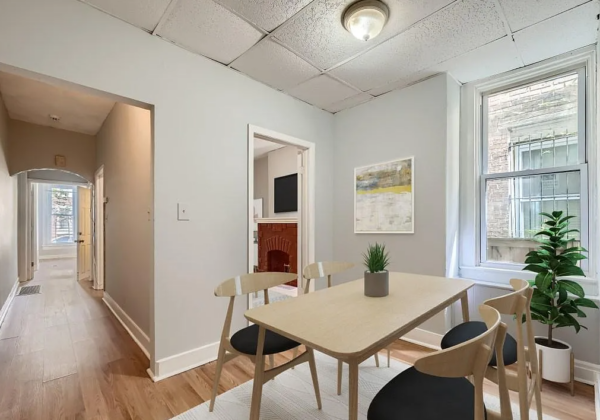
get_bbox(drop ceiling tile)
[513,1,599,65]
[498,0,590,32]
[367,70,440,96]
[81,0,172,31]
[433,36,523,84]
[231,39,320,90]
[274,0,455,70]
[286,75,359,109]
[156,0,264,64]
[329,0,506,91]
[215,0,313,32]
[324,92,374,113]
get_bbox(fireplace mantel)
[257,222,298,286]
[256,218,297,224]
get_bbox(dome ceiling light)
[343,0,389,42]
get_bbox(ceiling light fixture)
[343,0,389,42]
[49,114,61,121]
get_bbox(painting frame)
[354,156,414,234]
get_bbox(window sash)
[479,66,588,269]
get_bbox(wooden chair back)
[302,261,354,293]
[415,305,506,420]
[214,272,298,297]
[482,278,530,316]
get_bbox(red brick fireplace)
[257,223,297,287]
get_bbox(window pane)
[485,172,581,263]
[486,73,580,174]
[48,185,75,244]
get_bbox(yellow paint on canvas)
[356,185,412,195]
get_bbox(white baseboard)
[148,341,220,382]
[401,328,443,350]
[102,293,150,360]
[0,279,19,329]
[574,359,600,385]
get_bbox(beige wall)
[253,156,268,214]
[96,103,152,336]
[0,95,18,309]
[8,120,96,181]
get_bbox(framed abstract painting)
[354,157,414,234]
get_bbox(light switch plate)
[177,203,190,221]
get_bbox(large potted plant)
[363,243,390,297]
[524,211,598,383]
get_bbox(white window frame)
[459,47,598,296]
[39,183,78,248]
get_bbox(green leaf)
[534,273,553,291]
[558,280,585,298]
[524,264,549,274]
[556,265,585,277]
[573,298,599,309]
[531,302,553,313]
[559,253,587,262]
[558,287,568,304]
[558,215,577,225]
[563,246,588,254]
[539,212,556,219]
[552,210,564,218]
[539,245,556,254]
[534,230,554,237]
[525,255,546,264]
[559,229,580,236]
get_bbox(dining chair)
[302,261,380,396]
[440,278,542,420]
[368,304,510,420]
[209,272,322,412]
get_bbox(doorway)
[247,125,316,309]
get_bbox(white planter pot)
[535,336,572,383]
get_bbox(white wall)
[267,146,298,218]
[96,103,152,338]
[332,74,460,333]
[0,0,335,374]
[0,94,18,312]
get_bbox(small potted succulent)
[524,211,598,384]
[363,243,390,297]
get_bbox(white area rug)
[173,353,555,420]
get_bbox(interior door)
[77,186,92,281]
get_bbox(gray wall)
[253,156,268,214]
[96,103,153,336]
[0,95,18,310]
[332,74,459,333]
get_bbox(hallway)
[0,258,151,419]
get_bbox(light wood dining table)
[244,272,474,420]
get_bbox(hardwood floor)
[0,259,595,419]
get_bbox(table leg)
[249,326,266,420]
[461,291,470,322]
[348,360,359,420]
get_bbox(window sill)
[459,265,599,297]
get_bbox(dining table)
[244,271,474,420]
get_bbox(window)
[40,184,77,246]
[481,70,587,266]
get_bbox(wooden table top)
[245,272,474,359]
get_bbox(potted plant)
[523,211,598,384]
[363,243,390,297]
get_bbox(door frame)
[93,166,105,290]
[247,125,316,307]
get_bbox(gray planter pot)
[364,270,389,297]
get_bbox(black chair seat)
[441,321,518,367]
[230,324,300,356]
[368,367,486,420]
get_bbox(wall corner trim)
[102,293,150,360]
[148,341,220,382]
[0,279,19,329]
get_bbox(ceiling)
[0,71,115,135]
[80,0,598,113]
[254,138,285,159]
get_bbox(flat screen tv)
[274,173,298,213]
